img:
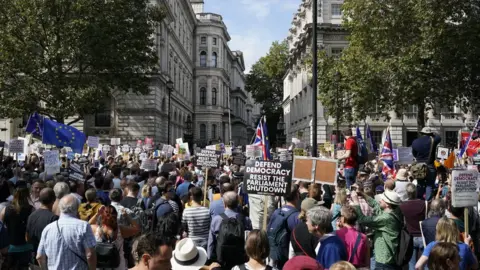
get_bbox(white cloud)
[229,30,274,73]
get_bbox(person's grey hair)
[54,174,65,182]
[223,191,238,209]
[306,206,332,229]
[53,182,70,199]
[155,176,166,186]
[59,194,80,215]
[406,183,417,200]
[429,199,446,218]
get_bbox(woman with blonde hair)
[140,184,152,210]
[330,261,356,270]
[331,188,347,230]
[415,217,477,270]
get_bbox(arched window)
[200,87,206,105]
[212,88,217,105]
[200,124,206,140]
[212,52,217,67]
[212,124,217,139]
[200,51,207,67]
[161,97,166,111]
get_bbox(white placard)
[176,138,183,145]
[44,150,60,175]
[437,147,450,160]
[121,144,130,153]
[139,153,147,161]
[102,145,111,152]
[87,136,100,148]
[110,138,121,145]
[9,139,24,154]
[141,159,157,171]
[134,147,142,154]
[451,170,478,208]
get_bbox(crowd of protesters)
[0,126,478,270]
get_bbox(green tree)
[0,0,165,123]
[338,0,480,130]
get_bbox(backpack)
[391,214,413,268]
[411,137,434,180]
[215,213,247,266]
[356,137,369,165]
[78,203,101,221]
[130,198,152,232]
[267,209,299,262]
[95,227,121,268]
[151,198,172,233]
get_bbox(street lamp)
[277,117,286,147]
[166,80,174,144]
[185,115,192,135]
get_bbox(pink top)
[335,227,369,268]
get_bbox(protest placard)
[110,138,121,145]
[196,149,221,168]
[121,145,130,153]
[87,136,99,148]
[246,145,262,158]
[451,170,478,208]
[67,152,75,160]
[437,147,449,160]
[232,152,246,165]
[139,153,147,161]
[9,139,24,154]
[293,156,338,185]
[141,159,157,171]
[44,150,60,175]
[396,147,415,165]
[243,160,292,196]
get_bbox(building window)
[200,87,206,105]
[212,88,217,105]
[212,52,217,67]
[331,130,345,144]
[212,124,217,139]
[331,4,342,16]
[95,111,111,127]
[161,97,166,111]
[201,36,206,44]
[200,51,207,67]
[213,37,217,45]
[200,124,206,140]
[331,48,343,59]
[445,131,458,148]
[370,131,382,147]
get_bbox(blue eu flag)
[25,112,44,138]
[42,118,86,154]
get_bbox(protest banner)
[44,150,60,175]
[396,147,415,165]
[87,136,100,148]
[451,170,478,208]
[392,149,399,162]
[243,160,292,196]
[110,138,121,145]
[141,159,157,171]
[196,149,221,168]
[292,156,338,185]
[232,152,246,166]
[139,153,147,161]
[246,145,262,158]
[437,147,449,160]
[9,139,24,154]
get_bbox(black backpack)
[151,198,172,233]
[392,214,413,268]
[95,227,121,268]
[215,213,247,266]
[267,209,298,262]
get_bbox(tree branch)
[67,116,83,126]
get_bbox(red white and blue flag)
[380,127,395,178]
[253,116,271,160]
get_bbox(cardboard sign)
[243,160,292,196]
[141,159,157,171]
[44,150,60,175]
[292,156,338,185]
[121,144,130,153]
[246,145,262,158]
[87,136,100,148]
[110,138,121,145]
[451,170,478,208]
[9,139,24,154]
[437,147,449,160]
[232,152,246,165]
[196,149,221,168]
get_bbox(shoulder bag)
[411,137,434,180]
[56,221,88,266]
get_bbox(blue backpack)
[356,138,369,165]
[267,209,298,262]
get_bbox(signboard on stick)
[87,136,100,148]
[9,139,24,154]
[243,160,292,196]
[451,170,478,208]
[292,156,338,185]
[44,150,60,175]
[196,149,221,168]
[141,159,157,171]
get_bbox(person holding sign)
[337,128,358,189]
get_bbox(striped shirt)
[182,206,210,243]
[37,214,96,270]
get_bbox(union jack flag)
[380,127,395,178]
[253,116,271,160]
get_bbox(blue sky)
[204,0,300,73]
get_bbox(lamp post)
[312,0,318,157]
[277,117,286,148]
[184,115,193,151]
[166,80,174,144]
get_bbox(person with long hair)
[289,198,320,259]
[427,242,460,270]
[331,188,347,230]
[232,230,273,270]
[0,186,34,269]
[89,205,140,270]
[415,217,477,270]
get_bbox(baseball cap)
[284,256,324,270]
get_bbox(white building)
[1,0,257,147]
[283,0,474,149]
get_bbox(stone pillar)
[206,76,212,105]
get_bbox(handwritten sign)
[87,136,99,148]
[451,170,478,208]
[244,160,292,196]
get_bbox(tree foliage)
[0,0,165,123]
[246,40,289,117]
[326,0,480,129]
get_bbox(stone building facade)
[283,0,475,149]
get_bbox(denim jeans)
[409,237,424,270]
[344,167,357,189]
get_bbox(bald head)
[384,180,395,191]
[223,191,238,209]
[59,194,80,215]
[39,187,56,207]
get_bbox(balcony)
[403,112,417,120]
[196,13,223,22]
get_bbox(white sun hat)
[171,238,207,270]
